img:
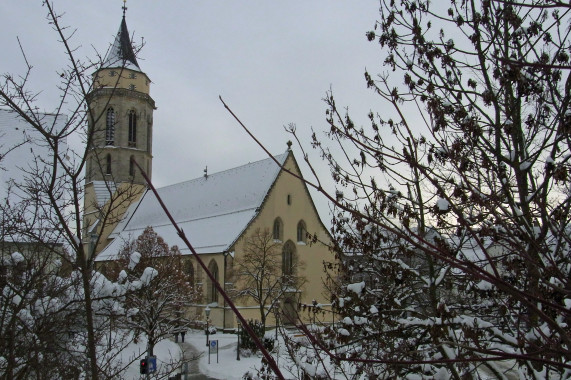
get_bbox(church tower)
[83,6,155,256]
[85,10,155,186]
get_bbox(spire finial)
[122,0,127,17]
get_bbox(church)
[85,11,334,330]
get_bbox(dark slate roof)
[102,17,141,72]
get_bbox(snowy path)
[177,340,220,380]
[181,330,264,380]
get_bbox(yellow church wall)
[84,182,146,258]
[93,68,150,94]
[188,153,335,331]
[239,154,333,326]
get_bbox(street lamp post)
[205,306,211,347]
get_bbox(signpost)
[236,319,241,361]
[148,356,157,373]
[205,306,211,346]
[140,356,157,375]
[208,339,219,364]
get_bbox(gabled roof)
[95,152,290,261]
[101,16,141,72]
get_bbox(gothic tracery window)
[297,220,307,243]
[129,155,135,177]
[128,110,137,147]
[282,241,295,276]
[273,218,283,241]
[207,260,219,303]
[106,107,115,145]
[105,154,112,175]
[185,261,194,287]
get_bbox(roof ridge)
[223,151,292,251]
[157,152,288,191]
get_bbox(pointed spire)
[101,2,141,71]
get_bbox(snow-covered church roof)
[95,152,290,261]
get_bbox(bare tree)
[220,0,571,378]
[231,228,305,331]
[0,2,147,378]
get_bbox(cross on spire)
[122,0,127,17]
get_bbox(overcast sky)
[1,1,384,224]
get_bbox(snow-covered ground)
[117,329,520,379]
[106,331,183,379]
[183,328,317,380]
[186,329,276,379]
[113,328,302,379]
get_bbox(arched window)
[128,110,137,147]
[185,261,194,287]
[105,154,112,175]
[129,155,135,177]
[273,218,283,241]
[105,107,115,145]
[207,259,219,303]
[282,240,296,276]
[297,220,307,243]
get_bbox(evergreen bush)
[239,320,274,352]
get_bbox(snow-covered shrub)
[239,319,274,353]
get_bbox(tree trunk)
[80,258,99,380]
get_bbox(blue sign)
[207,339,219,364]
[148,356,157,373]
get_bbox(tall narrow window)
[185,261,195,287]
[282,241,295,276]
[196,265,203,286]
[128,110,137,147]
[297,220,307,243]
[105,154,112,175]
[129,155,135,177]
[273,218,283,241]
[207,260,219,303]
[105,107,115,145]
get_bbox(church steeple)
[83,4,156,257]
[84,5,155,187]
[101,13,140,71]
